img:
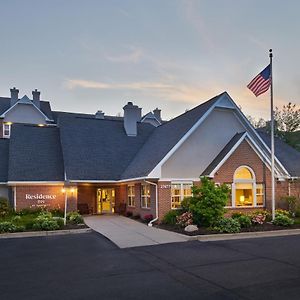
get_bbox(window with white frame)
[171,182,193,209]
[232,166,264,207]
[127,185,135,207]
[141,184,151,208]
[3,123,11,138]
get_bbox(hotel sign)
[25,194,57,200]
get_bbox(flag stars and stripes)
[247,64,271,97]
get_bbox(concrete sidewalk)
[84,215,188,248]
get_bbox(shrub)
[32,211,61,231]
[50,209,64,217]
[163,210,182,225]
[17,208,42,216]
[275,209,290,217]
[126,211,133,218]
[67,211,84,224]
[272,214,294,227]
[180,197,191,212]
[281,196,297,215]
[143,214,153,223]
[234,215,252,228]
[213,218,241,233]
[0,221,25,233]
[176,212,193,227]
[11,215,21,222]
[0,198,10,216]
[185,177,229,227]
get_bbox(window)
[3,123,11,138]
[141,184,151,208]
[256,183,265,206]
[171,182,193,209]
[232,166,264,207]
[127,185,135,207]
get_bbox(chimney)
[10,87,19,106]
[123,102,142,136]
[153,108,161,122]
[32,89,41,108]
[95,110,105,119]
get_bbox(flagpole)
[269,49,275,220]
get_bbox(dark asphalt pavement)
[1,232,300,300]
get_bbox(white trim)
[2,123,11,138]
[230,100,290,177]
[158,178,200,182]
[13,186,17,211]
[208,132,285,178]
[148,97,217,178]
[69,180,117,183]
[0,99,53,122]
[7,181,64,186]
[141,113,161,125]
[208,132,247,177]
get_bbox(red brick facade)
[15,185,77,212]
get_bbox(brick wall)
[158,181,172,221]
[213,140,272,208]
[16,185,77,212]
[77,185,97,213]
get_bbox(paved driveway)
[84,214,187,248]
[1,233,300,299]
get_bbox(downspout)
[144,180,158,227]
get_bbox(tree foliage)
[274,102,300,133]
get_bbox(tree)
[246,115,266,129]
[274,102,300,133]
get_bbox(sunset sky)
[0,0,299,121]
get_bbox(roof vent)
[10,87,19,106]
[32,89,41,108]
[95,110,105,119]
[123,101,142,136]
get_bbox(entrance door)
[97,188,115,214]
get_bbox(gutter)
[144,180,158,227]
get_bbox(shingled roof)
[0,139,9,182]
[0,97,54,121]
[8,125,64,181]
[58,114,155,181]
[256,129,300,177]
[121,93,223,179]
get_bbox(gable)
[3,103,47,124]
[161,108,245,179]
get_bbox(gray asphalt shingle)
[8,125,64,181]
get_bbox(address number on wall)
[159,185,171,189]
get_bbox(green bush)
[163,210,182,225]
[272,214,294,227]
[11,215,21,222]
[17,208,42,216]
[213,218,241,233]
[32,211,61,231]
[186,177,229,227]
[67,211,84,224]
[232,214,252,228]
[0,221,25,233]
[281,196,297,215]
[0,197,10,216]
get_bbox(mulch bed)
[156,223,300,236]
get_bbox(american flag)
[247,64,271,97]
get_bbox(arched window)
[231,166,264,207]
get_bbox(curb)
[0,228,92,239]
[185,228,300,242]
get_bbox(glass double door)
[97,188,115,214]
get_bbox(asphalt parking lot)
[1,232,300,300]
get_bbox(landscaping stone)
[184,225,198,232]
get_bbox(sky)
[0,0,299,121]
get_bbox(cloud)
[182,0,215,49]
[106,47,144,63]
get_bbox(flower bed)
[0,199,86,234]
